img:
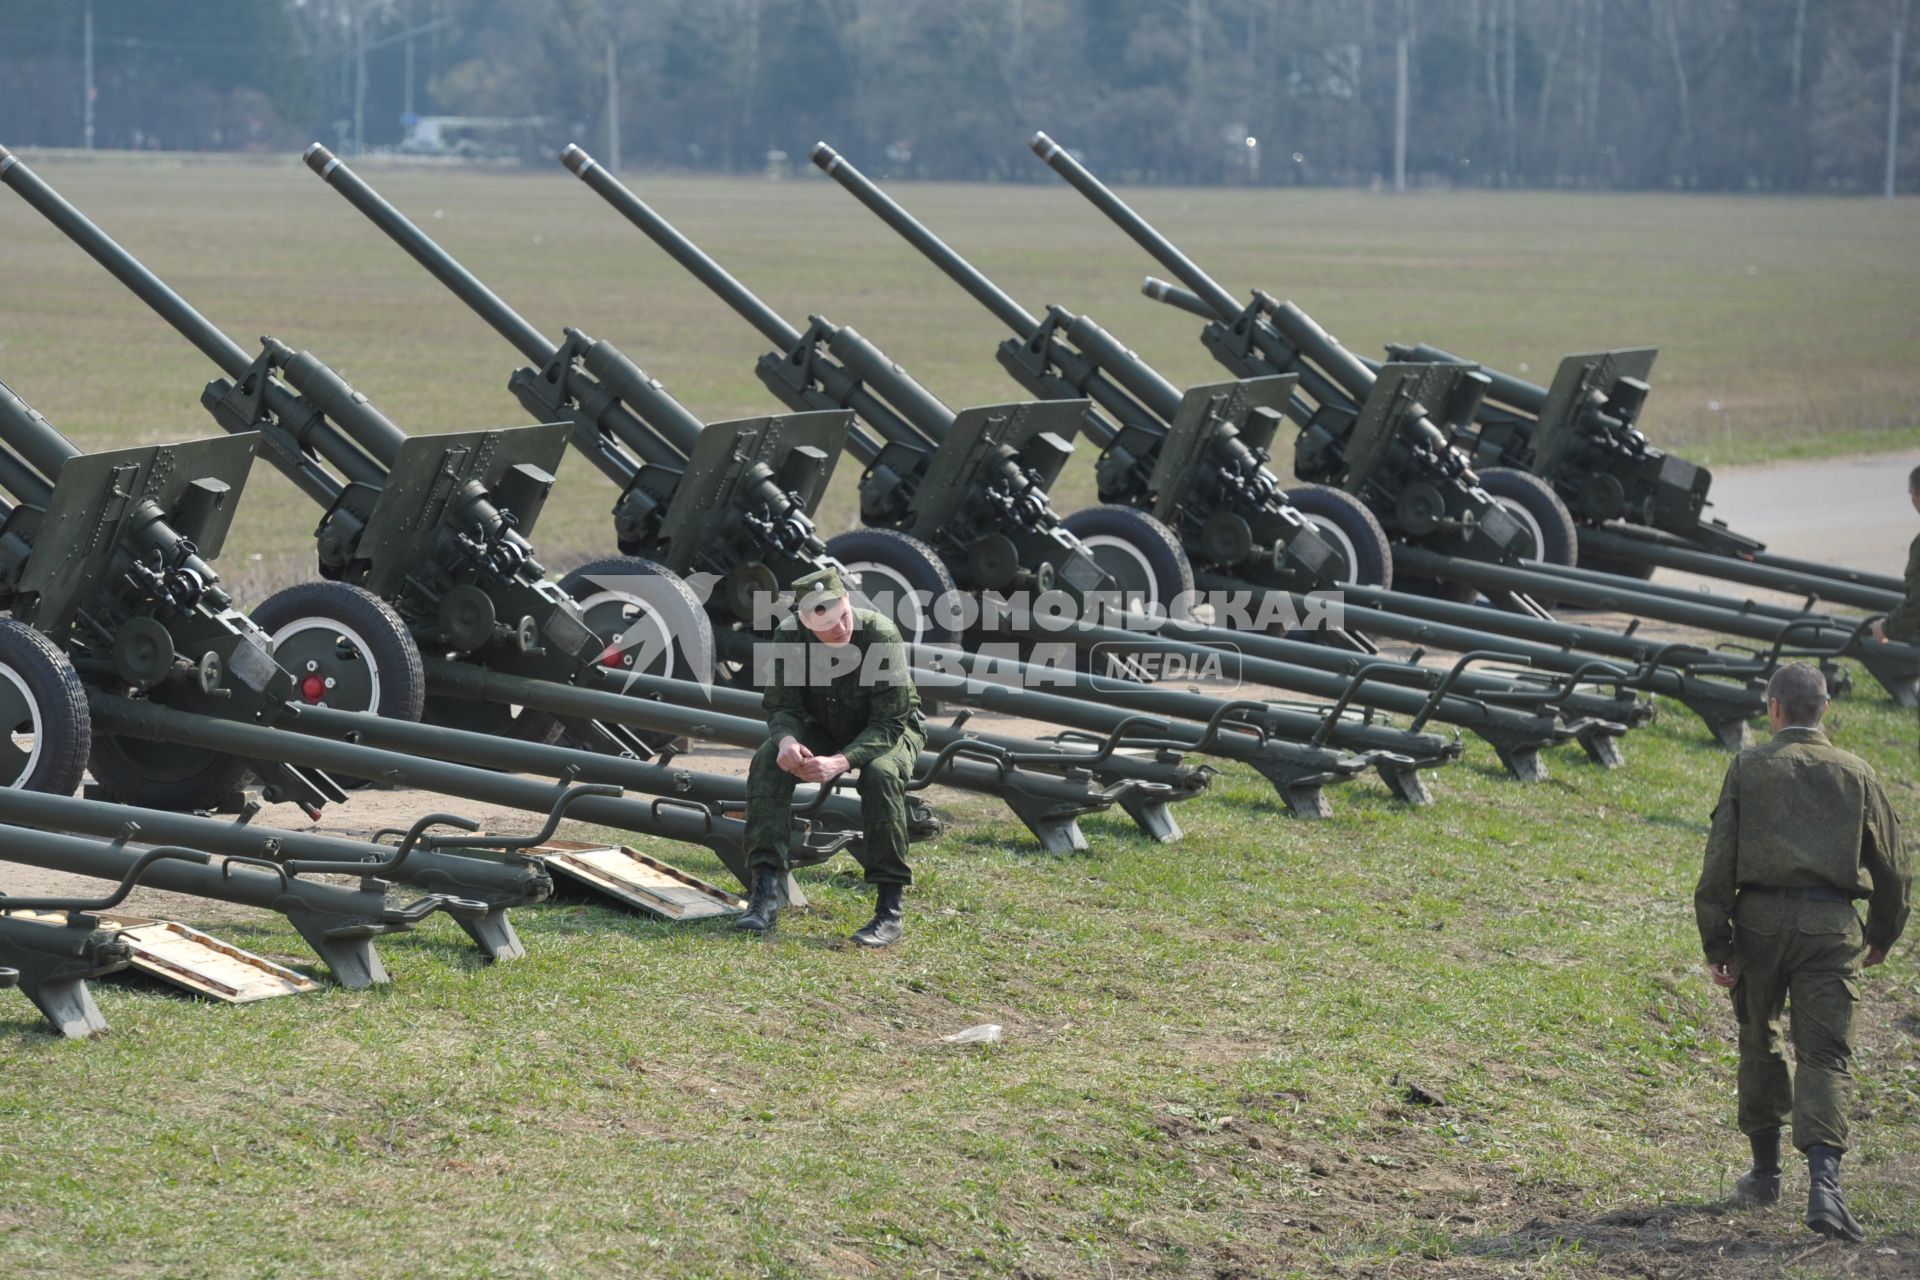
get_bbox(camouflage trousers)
[1729,894,1864,1153]
[744,723,923,887]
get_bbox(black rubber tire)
[1059,505,1196,615]
[1479,468,1579,567]
[0,620,90,796]
[251,581,426,720]
[557,557,717,685]
[1283,484,1394,589]
[823,529,962,647]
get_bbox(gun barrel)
[1141,276,1218,321]
[0,145,255,379]
[1029,132,1243,322]
[305,144,557,369]
[811,143,1043,340]
[0,376,77,502]
[1388,342,1548,413]
[561,145,803,352]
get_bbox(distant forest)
[1,0,1914,192]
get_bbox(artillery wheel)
[253,582,426,719]
[558,556,717,685]
[0,620,89,796]
[822,529,961,647]
[1479,468,1578,567]
[1059,506,1194,618]
[1283,485,1394,590]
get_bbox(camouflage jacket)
[1885,530,1920,642]
[761,609,923,768]
[1694,726,1909,963]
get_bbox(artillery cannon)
[554,144,1195,616]
[1024,135,1567,590]
[811,142,1359,597]
[0,364,880,896]
[296,149,1418,818]
[554,149,1644,782]
[0,147,1182,858]
[1027,134,1918,707]
[804,144,1771,749]
[1374,341,1910,606]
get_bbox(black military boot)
[1735,1128,1782,1206]
[1805,1144,1865,1242]
[734,869,782,934]
[850,883,904,948]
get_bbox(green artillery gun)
[1027,135,1918,705]
[295,147,1219,845]
[1026,134,1576,600]
[0,149,1190,857]
[554,144,1196,616]
[307,150,1458,812]
[0,363,865,900]
[1373,342,1911,607]
[811,143,1359,597]
[805,145,1767,750]
[552,151,1640,783]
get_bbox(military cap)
[791,567,849,611]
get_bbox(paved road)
[1701,451,1919,576]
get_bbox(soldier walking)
[1867,463,1920,648]
[737,568,925,946]
[1694,663,1908,1241]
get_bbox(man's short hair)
[1909,462,1920,491]
[1766,662,1829,726]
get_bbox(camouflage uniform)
[1694,726,1909,1152]
[1885,531,1920,642]
[745,608,925,886]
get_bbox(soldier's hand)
[1865,946,1888,968]
[776,736,813,774]
[1870,619,1887,644]
[1707,960,1739,988]
[798,753,850,784]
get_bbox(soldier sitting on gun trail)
[736,567,925,946]
[1694,662,1909,1242]
[1867,463,1920,650]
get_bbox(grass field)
[0,150,1917,596]
[0,153,1916,1278]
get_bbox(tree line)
[1,0,1913,193]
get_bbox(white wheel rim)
[838,560,932,643]
[1300,516,1364,587]
[269,618,386,714]
[1494,497,1548,561]
[1074,534,1162,612]
[0,665,45,788]
[575,589,676,677]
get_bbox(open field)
[0,153,1917,1278]
[0,150,1917,597]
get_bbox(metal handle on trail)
[284,812,480,878]
[1409,652,1527,732]
[1312,661,1423,746]
[0,845,212,913]
[447,783,624,853]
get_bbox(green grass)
[1,669,1915,1278]
[0,151,1916,598]
[0,153,1916,1276]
